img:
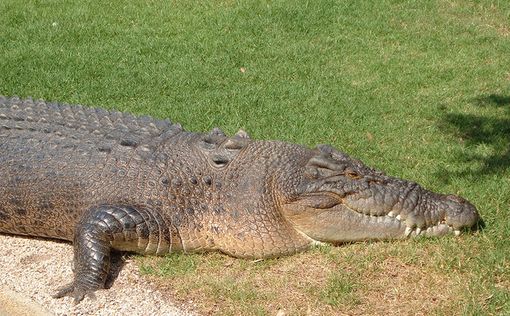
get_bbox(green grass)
[318,273,360,307]
[1,0,510,314]
[139,252,198,277]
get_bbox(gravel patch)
[0,234,193,316]
[0,287,51,316]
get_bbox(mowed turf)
[1,0,509,314]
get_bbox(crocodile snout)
[383,192,480,238]
[443,194,480,233]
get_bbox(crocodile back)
[0,96,185,240]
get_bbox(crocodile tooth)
[454,230,461,236]
[436,224,450,236]
[415,227,422,235]
[396,215,402,221]
[404,226,413,237]
[387,211,396,217]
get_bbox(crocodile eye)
[346,171,361,179]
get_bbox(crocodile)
[0,96,479,302]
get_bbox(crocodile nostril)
[446,194,466,204]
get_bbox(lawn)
[1,0,509,315]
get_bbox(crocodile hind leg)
[53,205,175,303]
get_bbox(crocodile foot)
[53,282,98,304]
[51,204,174,303]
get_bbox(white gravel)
[0,234,193,316]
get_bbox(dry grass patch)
[439,0,510,39]
[136,239,484,315]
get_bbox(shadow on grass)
[440,94,510,177]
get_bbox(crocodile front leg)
[53,205,176,303]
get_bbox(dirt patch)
[19,253,54,265]
[0,233,480,315]
[0,287,51,316]
[0,234,192,316]
[139,242,473,315]
[355,257,458,315]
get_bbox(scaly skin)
[0,96,479,303]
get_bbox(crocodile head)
[280,145,480,243]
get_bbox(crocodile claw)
[53,282,97,304]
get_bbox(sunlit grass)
[1,0,509,314]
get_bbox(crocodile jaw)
[283,201,474,244]
[282,193,479,243]
[278,144,480,243]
